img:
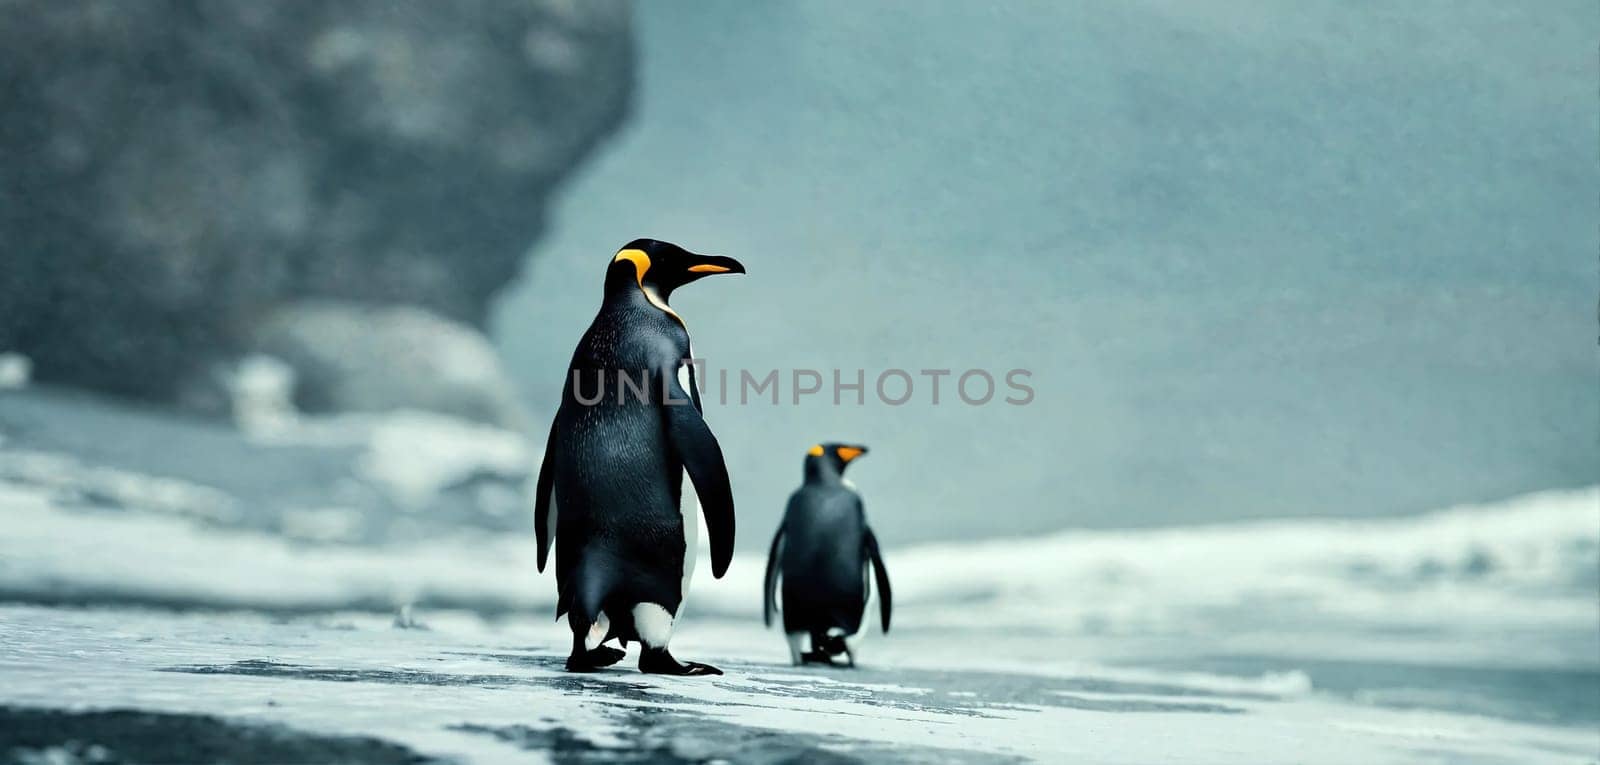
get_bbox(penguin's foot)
[638,647,722,676]
[565,645,626,673]
[816,634,848,655]
[564,655,602,673]
[800,650,852,667]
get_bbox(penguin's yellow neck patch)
[613,248,684,325]
[808,444,825,457]
[837,446,864,462]
[614,249,650,285]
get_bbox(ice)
[4,453,1594,670]
[696,487,1600,667]
[0,606,1595,764]
[2,401,1595,761]
[243,409,533,513]
[351,412,531,512]
[0,480,545,612]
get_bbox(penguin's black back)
[551,296,690,618]
[779,484,869,635]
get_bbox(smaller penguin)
[763,443,892,667]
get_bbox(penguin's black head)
[607,238,745,302]
[805,442,869,480]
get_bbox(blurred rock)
[249,301,528,430]
[0,0,632,409]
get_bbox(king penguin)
[763,443,892,667]
[534,238,744,675]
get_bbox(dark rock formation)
[0,0,632,409]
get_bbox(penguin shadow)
[450,648,1252,719]
[161,658,1015,763]
[444,649,964,720]
[168,651,1252,722]
[446,650,721,707]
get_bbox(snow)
[0,606,1594,764]
[1,398,1595,761]
[225,354,300,434]
[0,480,540,612]
[242,409,533,513]
[4,465,1595,670]
[0,353,31,390]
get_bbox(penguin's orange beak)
[687,255,746,275]
[836,445,867,463]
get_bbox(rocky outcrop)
[0,0,632,415]
[246,300,529,429]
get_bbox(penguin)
[534,238,744,675]
[763,443,892,667]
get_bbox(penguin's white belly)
[675,340,701,612]
[676,339,698,400]
[676,361,693,397]
[854,558,877,639]
[679,476,699,608]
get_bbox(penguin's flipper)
[662,375,735,578]
[763,525,785,627]
[534,422,558,572]
[864,527,892,633]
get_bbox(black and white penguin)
[763,443,892,667]
[534,238,744,676]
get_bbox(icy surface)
[1,388,1596,761]
[1,606,1596,764]
[4,451,1595,670]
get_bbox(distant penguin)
[534,238,745,675]
[763,443,892,667]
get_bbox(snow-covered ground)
[5,464,1594,670]
[1,604,1595,764]
[1,389,1596,762]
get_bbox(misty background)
[1,0,1594,572]
[2,7,1597,759]
[496,0,1599,547]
